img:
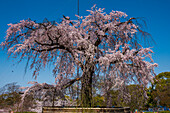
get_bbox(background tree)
[145,72,170,109]
[19,82,68,112]
[152,72,170,107]
[145,81,157,108]
[102,84,146,111]
[119,85,146,111]
[0,82,21,111]
[1,5,157,107]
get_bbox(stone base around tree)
[42,106,130,113]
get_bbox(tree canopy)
[1,5,157,106]
[153,72,170,107]
[0,82,21,111]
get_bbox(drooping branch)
[116,17,136,27]
[32,40,84,70]
[31,46,64,52]
[34,40,59,46]
[63,15,74,25]
[61,77,82,89]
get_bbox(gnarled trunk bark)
[81,61,94,107]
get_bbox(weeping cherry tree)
[1,5,158,107]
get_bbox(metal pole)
[78,0,79,16]
[77,0,80,104]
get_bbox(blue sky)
[0,0,170,87]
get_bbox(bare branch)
[61,77,82,89]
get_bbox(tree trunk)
[52,88,56,107]
[81,62,94,107]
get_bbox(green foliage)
[108,89,119,106]
[145,84,157,108]
[146,72,170,108]
[65,95,73,101]
[0,82,36,112]
[117,85,146,111]
[98,84,147,111]
[92,94,105,106]
[0,82,21,111]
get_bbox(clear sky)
[0,0,170,87]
